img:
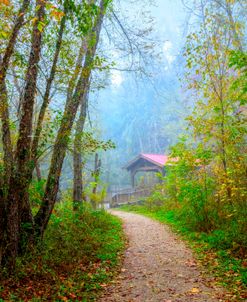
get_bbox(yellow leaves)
[50,10,65,21]
[81,68,90,79]
[185,287,203,298]
[191,287,200,293]
[31,17,38,24]
[46,2,65,21]
[0,0,10,5]
[0,30,8,39]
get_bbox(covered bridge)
[111,153,175,207]
[124,153,173,187]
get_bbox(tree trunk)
[91,153,101,209]
[31,6,68,161]
[0,2,30,264]
[0,0,30,81]
[0,0,30,178]
[34,0,107,238]
[0,83,13,184]
[73,86,89,209]
[67,42,86,99]
[35,161,42,181]
[69,40,87,210]
[0,178,6,267]
[5,0,45,268]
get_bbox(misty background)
[62,0,192,190]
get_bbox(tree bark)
[0,0,30,178]
[0,83,13,184]
[67,42,86,99]
[34,0,107,238]
[35,161,42,181]
[0,0,30,82]
[0,2,30,262]
[91,153,101,209]
[31,5,68,161]
[73,86,89,208]
[5,0,45,268]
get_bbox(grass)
[120,204,247,301]
[0,202,125,301]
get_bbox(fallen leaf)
[242,261,247,268]
[186,259,197,267]
[190,287,200,294]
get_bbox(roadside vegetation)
[0,201,125,301]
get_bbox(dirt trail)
[99,211,225,302]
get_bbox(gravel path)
[99,211,225,302]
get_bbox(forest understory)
[0,204,125,301]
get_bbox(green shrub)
[0,202,125,301]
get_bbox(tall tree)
[0,0,31,264]
[34,0,109,237]
[0,0,30,179]
[73,85,89,208]
[181,0,246,214]
[5,0,45,268]
[31,3,68,164]
[91,152,101,209]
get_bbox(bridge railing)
[111,186,154,207]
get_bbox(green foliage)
[80,132,116,153]
[229,50,247,102]
[152,0,247,254]
[0,202,125,301]
[29,179,46,206]
[146,186,165,209]
[148,134,246,251]
[67,0,99,35]
[85,182,107,207]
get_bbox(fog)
[89,0,191,189]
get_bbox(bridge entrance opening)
[111,153,173,207]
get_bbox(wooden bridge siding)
[129,159,163,187]
[111,187,153,206]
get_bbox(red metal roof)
[141,153,170,167]
[124,153,176,170]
